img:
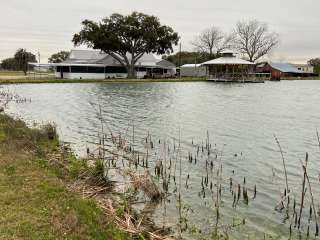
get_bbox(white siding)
[55,72,61,78]
[55,68,176,79]
[105,73,128,79]
[62,73,106,79]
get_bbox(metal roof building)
[256,62,318,80]
[46,49,176,79]
[268,62,304,74]
[201,50,256,81]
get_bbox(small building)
[52,50,176,79]
[180,64,206,77]
[256,62,317,80]
[201,50,261,82]
[292,64,314,74]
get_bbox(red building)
[256,62,317,80]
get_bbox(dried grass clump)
[129,170,162,201]
[69,177,172,240]
[42,123,57,140]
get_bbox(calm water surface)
[4,81,320,239]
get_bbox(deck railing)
[208,72,271,81]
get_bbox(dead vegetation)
[44,131,173,240]
[129,170,162,201]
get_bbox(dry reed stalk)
[317,129,320,152]
[298,153,308,230]
[178,128,182,238]
[274,135,290,195]
[301,153,319,236]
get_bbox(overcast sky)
[0,0,319,63]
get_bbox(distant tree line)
[162,51,213,66]
[1,49,36,75]
[308,58,320,74]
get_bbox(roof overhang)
[28,62,175,69]
[201,57,255,66]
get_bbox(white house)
[292,64,314,74]
[53,50,176,79]
[180,64,206,77]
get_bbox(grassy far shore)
[0,76,207,84]
[0,113,134,239]
[0,71,26,76]
[1,77,320,84]
[0,71,319,83]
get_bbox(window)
[152,68,163,74]
[88,66,104,73]
[71,66,88,73]
[56,66,70,72]
[136,67,147,72]
[105,66,127,74]
[60,66,70,72]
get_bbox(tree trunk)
[127,54,136,79]
[127,64,136,79]
[209,49,213,59]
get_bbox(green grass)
[0,71,25,76]
[0,77,207,84]
[0,114,132,240]
[1,75,320,84]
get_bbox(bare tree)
[192,26,233,57]
[233,20,279,62]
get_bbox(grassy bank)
[0,71,25,76]
[0,76,320,84]
[0,77,206,84]
[0,114,134,239]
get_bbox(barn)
[256,62,317,80]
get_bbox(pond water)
[4,81,320,239]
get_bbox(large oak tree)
[73,12,179,78]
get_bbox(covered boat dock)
[202,51,270,83]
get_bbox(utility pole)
[178,43,182,79]
[37,52,40,79]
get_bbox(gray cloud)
[0,0,319,63]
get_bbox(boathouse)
[50,50,176,79]
[201,50,258,81]
[255,62,317,80]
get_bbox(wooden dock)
[207,78,265,83]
